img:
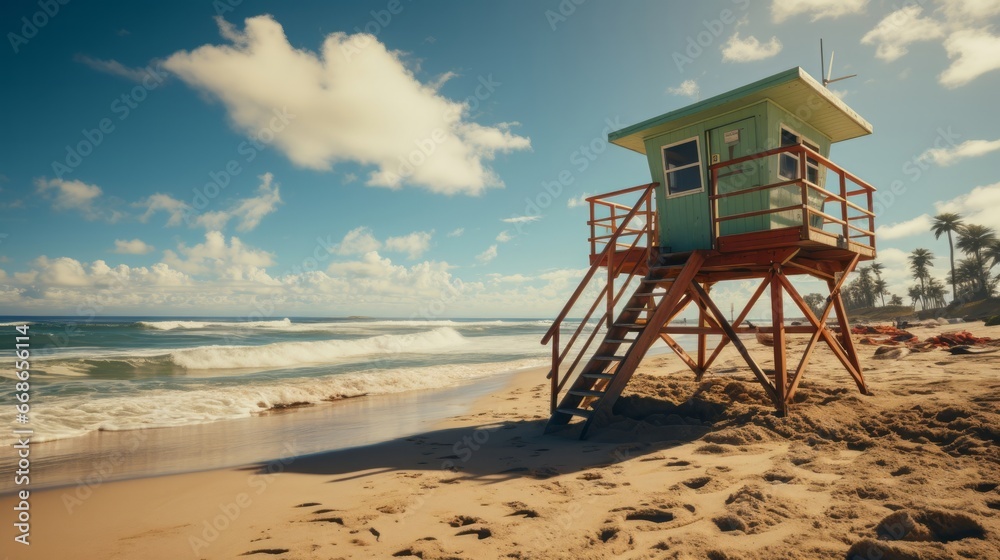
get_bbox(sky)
[1,0,999,318]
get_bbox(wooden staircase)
[546,252,705,438]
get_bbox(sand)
[2,323,998,559]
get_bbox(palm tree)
[871,262,886,306]
[856,267,876,308]
[874,279,888,307]
[926,278,947,308]
[931,213,963,305]
[889,294,904,307]
[956,224,997,298]
[907,286,923,309]
[908,248,934,307]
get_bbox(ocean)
[0,317,560,447]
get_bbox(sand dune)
[3,324,998,559]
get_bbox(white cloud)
[138,173,281,232]
[35,178,123,222]
[163,15,530,196]
[875,214,931,240]
[772,0,867,23]
[23,257,190,288]
[487,273,530,283]
[74,54,164,83]
[162,231,275,281]
[446,228,465,238]
[939,28,1000,88]
[937,0,1000,20]
[227,172,282,231]
[567,193,592,208]
[495,230,513,243]
[934,181,1000,231]
[502,216,540,224]
[384,231,433,259]
[861,6,945,62]
[324,251,457,300]
[919,138,1000,166]
[113,239,155,255]
[139,193,190,226]
[342,172,358,184]
[333,227,383,256]
[476,245,498,264]
[721,33,783,62]
[667,79,699,98]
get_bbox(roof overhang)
[609,67,873,155]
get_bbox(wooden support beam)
[828,280,869,395]
[690,282,780,408]
[659,332,701,376]
[770,268,788,416]
[702,270,773,372]
[697,283,708,378]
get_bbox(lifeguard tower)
[542,68,877,438]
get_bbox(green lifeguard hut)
[543,68,878,438]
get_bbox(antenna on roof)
[820,39,857,87]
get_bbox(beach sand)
[3,323,999,559]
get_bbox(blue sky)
[2,0,999,317]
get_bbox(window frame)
[777,125,822,185]
[661,136,705,199]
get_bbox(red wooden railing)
[540,183,657,413]
[708,144,876,251]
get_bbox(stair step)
[614,323,646,330]
[582,372,615,380]
[624,306,651,312]
[642,277,668,284]
[632,291,667,298]
[593,355,626,362]
[602,339,635,345]
[649,264,688,271]
[556,407,592,419]
[569,389,606,398]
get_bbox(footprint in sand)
[456,527,492,539]
[681,476,711,489]
[448,515,481,527]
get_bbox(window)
[662,137,703,197]
[778,126,821,185]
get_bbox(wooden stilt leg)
[697,283,708,380]
[828,281,869,395]
[771,269,788,416]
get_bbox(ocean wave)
[138,318,294,330]
[167,327,467,369]
[0,358,546,444]
[137,318,551,333]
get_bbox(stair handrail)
[541,182,657,412]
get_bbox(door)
[708,118,759,238]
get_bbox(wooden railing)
[709,144,876,250]
[540,183,657,412]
